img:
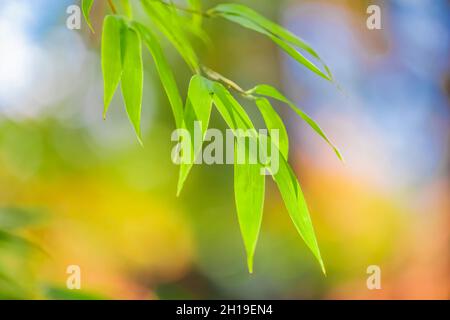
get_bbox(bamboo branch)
[107,0,117,14]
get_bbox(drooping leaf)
[177,75,213,195]
[211,81,254,131]
[211,82,268,273]
[234,139,265,273]
[121,25,144,144]
[134,22,184,129]
[211,83,323,273]
[101,15,123,118]
[120,0,133,18]
[81,0,95,33]
[250,84,343,161]
[255,98,289,159]
[142,0,200,73]
[268,148,326,274]
[209,3,332,81]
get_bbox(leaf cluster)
[82,0,343,274]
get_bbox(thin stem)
[202,66,255,100]
[107,0,117,14]
[153,0,212,18]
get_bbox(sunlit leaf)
[234,140,265,273]
[142,0,200,73]
[211,81,254,130]
[250,84,343,161]
[255,98,289,159]
[134,22,184,129]
[120,0,133,18]
[177,75,213,195]
[268,148,326,274]
[211,82,323,273]
[188,0,203,27]
[101,15,123,118]
[121,25,144,144]
[209,3,332,81]
[81,0,95,33]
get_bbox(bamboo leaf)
[255,98,289,159]
[210,4,332,81]
[121,26,144,143]
[268,149,325,274]
[211,81,254,130]
[211,82,267,273]
[134,22,184,129]
[142,0,200,73]
[120,0,133,18]
[234,140,265,273]
[188,0,203,27]
[177,75,213,195]
[203,81,324,273]
[250,84,343,161]
[81,0,95,33]
[101,15,123,118]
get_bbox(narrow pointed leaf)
[188,0,203,27]
[251,84,343,161]
[82,0,95,33]
[120,0,133,19]
[234,140,265,273]
[121,26,143,143]
[268,151,325,274]
[211,3,332,78]
[142,0,200,73]
[211,82,324,273]
[255,98,289,159]
[101,15,123,118]
[210,4,332,81]
[211,81,254,130]
[211,82,267,273]
[134,22,184,129]
[177,75,213,195]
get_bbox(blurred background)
[0,0,448,299]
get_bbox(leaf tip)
[247,256,254,274]
[87,23,95,34]
[320,261,327,276]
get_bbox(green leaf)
[269,150,325,274]
[177,75,213,195]
[134,22,184,129]
[211,81,254,131]
[142,0,200,73]
[81,0,95,33]
[250,84,343,161]
[120,0,133,19]
[234,140,265,273]
[188,0,203,27]
[121,25,144,144]
[211,82,267,273]
[210,3,332,81]
[210,81,324,274]
[255,98,289,159]
[101,15,123,118]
